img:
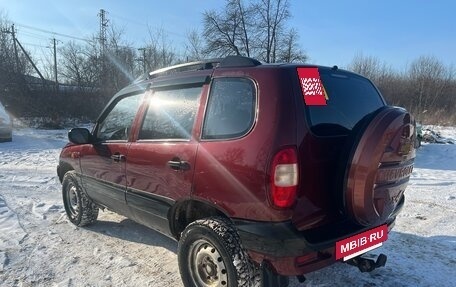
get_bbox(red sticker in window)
[297,68,327,106]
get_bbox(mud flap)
[260,261,290,287]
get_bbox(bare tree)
[408,55,451,116]
[0,16,14,72]
[143,26,177,71]
[41,48,55,82]
[104,25,137,90]
[202,1,248,57]
[200,0,306,63]
[348,53,456,124]
[60,22,178,98]
[185,29,205,61]
[0,12,32,87]
[348,53,384,80]
[256,0,290,63]
[277,28,307,63]
[349,53,412,108]
[234,0,253,57]
[60,41,98,90]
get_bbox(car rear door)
[292,67,387,230]
[125,80,207,235]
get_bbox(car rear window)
[202,78,256,140]
[301,69,384,136]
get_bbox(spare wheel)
[342,106,416,226]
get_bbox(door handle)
[167,158,190,171]
[111,153,126,162]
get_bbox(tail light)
[269,147,299,208]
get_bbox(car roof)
[114,56,364,100]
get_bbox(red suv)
[57,56,416,287]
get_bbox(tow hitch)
[345,253,387,272]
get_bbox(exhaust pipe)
[345,253,387,273]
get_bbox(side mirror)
[68,128,92,145]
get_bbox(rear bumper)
[234,218,396,276]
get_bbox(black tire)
[178,217,256,287]
[62,171,99,226]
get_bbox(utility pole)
[2,24,49,89]
[15,38,46,86]
[98,9,109,87]
[53,38,58,90]
[11,24,20,73]
[98,9,108,54]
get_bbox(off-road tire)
[178,217,256,287]
[62,171,99,226]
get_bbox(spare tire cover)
[343,106,416,226]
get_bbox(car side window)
[202,78,256,140]
[138,86,202,140]
[96,93,144,141]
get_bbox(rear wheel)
[62,171,99,226]
[178,217,256,287]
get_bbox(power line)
[18,31,50,41]
[21,42,50,49]
[109,12,146,27]
[5,12,191,82]
[14,22,94,43]
[109,12,186,39]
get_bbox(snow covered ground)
[0,127,455,287]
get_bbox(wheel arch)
[169,199,231,239]
[57,161,75,183]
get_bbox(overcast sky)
[1,0,455,70]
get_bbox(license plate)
[336,225,388,261]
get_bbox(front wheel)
[62,171,99,226]
[178,217,256,287]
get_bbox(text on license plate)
[335,224,388,261]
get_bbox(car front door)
[80,93,144,214]
[125,84,205,235]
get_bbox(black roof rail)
[219,55,261,67]
[148,59,222,79]
[142,56,262,81]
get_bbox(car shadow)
[84,214,455,287]
[85,216,178,254]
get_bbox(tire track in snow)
[0,194,28,272]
